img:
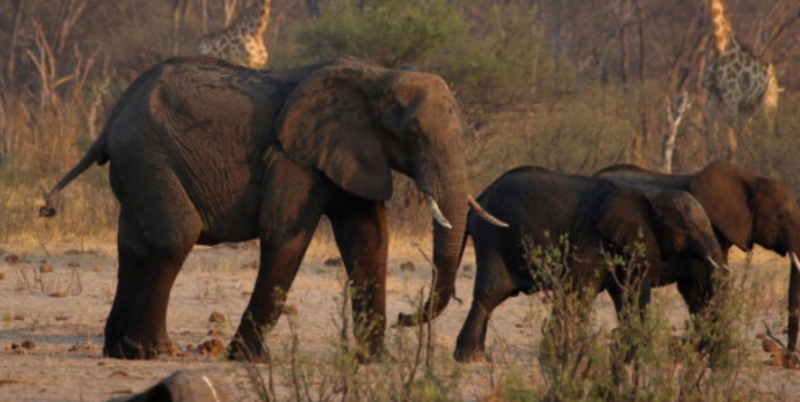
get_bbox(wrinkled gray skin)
[455,166,725,362]
[596,161,800,352]
[42,56,473,362]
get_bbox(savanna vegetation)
[3,0,800,241]
[1,1,799,400]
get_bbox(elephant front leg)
[606,276,652,363]
[454,251,516,363]
[677,274,727,360]
[329,199,389,363]
[229,229,318,363]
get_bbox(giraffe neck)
[256,0,272,34]
[710,0,733,54]
[228,0,271,36]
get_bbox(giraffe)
[197,0,271,69]
[703,0,780,161]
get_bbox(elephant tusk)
[425,194,452,229]
[791,252,800,275]
[705,255,730,273]
[468,195,509,228]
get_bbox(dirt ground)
[1,235,799,402]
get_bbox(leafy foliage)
[295,0,469,68]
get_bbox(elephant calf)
[455,166,726,362]
[596,161,800,351]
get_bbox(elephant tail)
[39,135,109,218]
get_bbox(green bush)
[295,0,469,68]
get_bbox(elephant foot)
[453,347,489,363]
[227,337,271,364]
[103,336,176,360]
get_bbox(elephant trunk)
[788,252,800,351]
[396,144,469,327]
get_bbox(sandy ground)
[1,235,799,401]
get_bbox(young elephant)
[455,166,726,362]
[595,161,800,351]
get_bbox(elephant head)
[276,64,476,326]
[594,183,726,277]
[689,161,800,350]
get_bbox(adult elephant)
[454,166,726,362]
[41,56,501,362]
[596,161,800,351]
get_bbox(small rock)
[462,264,474,273]
[207,329,223,337]
[208,311,226,323]
[400,261,416,272]
[12,340,35,351]
[49,292,68,298]
[68,343,94,352]
[241,260,258,270]
[324,257,343,267]
[0,273,5,281]
[763,339,781,353]
[67,261,80,268]
[198,339,226,357]
[756,333,767,340]
[4,255,20,264]
[55,316,68,321]
[185,344,196,351]
[39,263,53,273]
[109,370,130,378]
[13,315,24,321]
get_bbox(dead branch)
[52,0,87,56]
[662,90,692,173]
[762,320,800,362]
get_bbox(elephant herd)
[40,57,800,364]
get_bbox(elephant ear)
[277,66,393,201]
[688,162,753,249]
[593,183,662,261]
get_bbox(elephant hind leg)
[105,207,151,357]
[329,199,388,362]
[105,171,203,359]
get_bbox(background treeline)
[1,0,800,240]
